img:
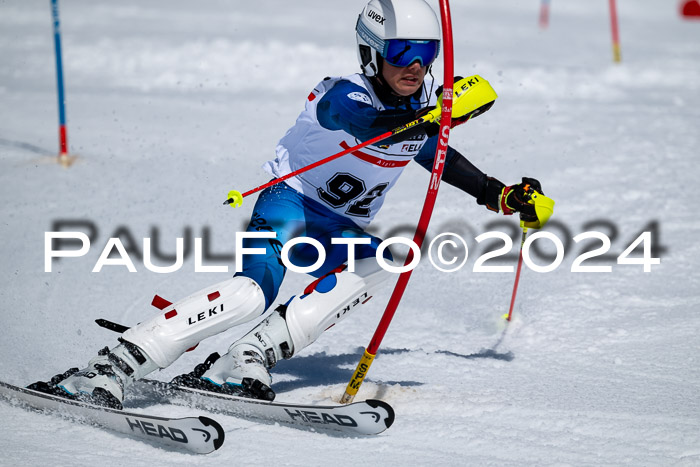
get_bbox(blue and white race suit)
[264,74,436,228]
[237,73,484,308]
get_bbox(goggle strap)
[356,16,387,55]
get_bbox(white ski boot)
[29,276,267,408]
[173,310,291,401]
[28,340,158,409]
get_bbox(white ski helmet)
[355,0,441,77]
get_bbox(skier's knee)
[284,257,391,352]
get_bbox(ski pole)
[223,114,436,208]
[505,227,528,322]
[340,0,455,405]
[504,189,555,321]
[223,77,496,209]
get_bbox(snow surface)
[1,0,699,465]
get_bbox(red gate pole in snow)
[609,0,622,63]
[340,0,455,404]
[539,0,550,29]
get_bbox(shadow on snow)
[270,345,514,393]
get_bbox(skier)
[30,0,545,408]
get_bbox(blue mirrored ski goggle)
[382,39,440,68]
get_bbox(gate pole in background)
[51,0,71,166]
[539,0,550,29]
[609,0,622,63]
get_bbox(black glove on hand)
[500,177,544,222]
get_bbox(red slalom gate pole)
[340,0,455,404]
[539,0,550,29]
[609,0,622,63]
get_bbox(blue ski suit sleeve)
[317,79,494,205]
[316,80,421,144]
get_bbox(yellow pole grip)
[340,349,376,404]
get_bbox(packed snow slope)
[1,0,699,465]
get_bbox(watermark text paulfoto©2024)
[44,220,664,274]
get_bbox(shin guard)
[283,257,392,353]
[123,276,266,368]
